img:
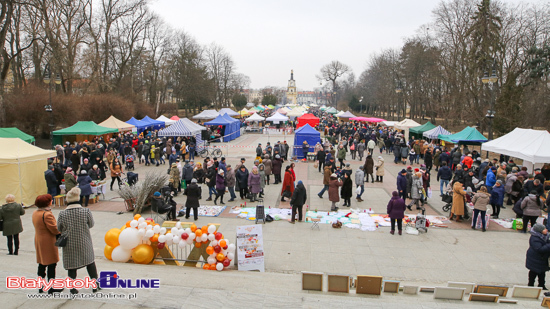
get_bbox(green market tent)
[0,127,35,143]
[409,121,436,137]
[438,126,488,145]
[52,121,118,145]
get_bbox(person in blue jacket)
[490,180,505,219]
[486,167,497,192]
[396,169,408,201]
[526,223,550,290]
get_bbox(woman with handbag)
[0,194,24,255]
[281,166,295,202]
[57,188,98,294]
[32,194,63,294]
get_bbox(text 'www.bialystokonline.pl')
[27,292,137,300]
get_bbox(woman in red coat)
[290,163,296,181]
[281,166,295,202]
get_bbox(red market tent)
[170,115,180,121]
[297,113,320,128]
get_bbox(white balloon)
[185,228,192,235]
[210,240,218,247]
[207,234,215,241]
[158,235,166,243]
[208,225,216,234]
[216,263,223,271]
[118,228,140,250]
[201,234,208,242]
[173,235,180,244]
[153,225,161,234]
[137,229,145,237]
[160,227,167,235]
[228,244,236,253]
[138,222,147,229]
[171,227,177,234]
[227,252,235,260]
[111,246,132,262]
[178,241,186,248]
[176,222,182,229]
[186,238,194,245]
[138,217,145,223]
[222,249,227,256]
[146,225,153,231]
[165,238,173,246]
[207,257,216,265]
[189,233,196,241]
[130,220,138,228]
[145,230,154,238]
[177,229,184,236]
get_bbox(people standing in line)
[355,166,365,202]
[0,194,24,255]
[397,169,408,201]
[525,223,550,289]
[226,165,237,202]
[214,170,226,205]
[289,180,307,224]
[341,172,353,207]
[281,166,294,202]
[471,186,491,232]
[32,194,63,294]
[364,155,375,183]
[77,170,93,207]
[450,181,466,222]
[109,157,123,191]
[375,156,385,182]
[521,190,543,234]
[437,162,452,196]
[490,180,505,219]
[57,188,98,294]
[387,191,406,235]
[236,165,249,200]
[328,173,342,211]
[184,179,201,221]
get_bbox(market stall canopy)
[438,126,487,144]
[409,121,436,136]
[266,112,289,122]
[286,109,305,117]
[297,113,320,128]
[156,115,176,125]
[157,120,195,137]
[126,117,149,130]
[192,109,219,120]
[482,128,550,164]
[325,107,338,114]
[423,125,451,139]
[245,113,265,122]
[219,108,239,117]
[170,115,180,121]
[140,116,165,129]
[276,108,288,115]
[53,121,118,136]
[0,127,35,143]
[0,138,56,205]
[395,119,421,130]
[99,116,135,132]
[204,114,233,126]
[179,118,206,133]
[350,117,388,123]
[293,124,321,158]
[381,121,397,127]
[267,105,275,109]
[338,111,357,118]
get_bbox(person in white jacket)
[355,166,365,202]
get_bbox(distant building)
[297,91,317,105]
[286,70,297,105]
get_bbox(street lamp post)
[359,96,364,114]
[481,67,498,140]
[43,65,61,148]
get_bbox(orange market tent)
[296,113,320,128]
[0,138,56,205]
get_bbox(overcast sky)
[149,0,514,90]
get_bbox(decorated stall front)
[293,124,321,159]
[52,121,118,146]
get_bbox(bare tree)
[316,60,351,106]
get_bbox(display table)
[91,183,107,200]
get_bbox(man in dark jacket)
[256,143,263,157]
[437,162,453,196]
[290,180,307,223]
[424,148,433,172]
[235,165,250,200]
[182,161,194,185]
[272,155,282,184]
[45,166,58,198]
[397,169,408,201]
[317,149,326,173]
[526,223,550,289]
[151,191,178,221]
[184,179,201,221]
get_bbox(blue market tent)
[204,115,235,142]
[293,124,321,158]
[222,113,241,139]
[141,116,165,130]
[126,117,149,133]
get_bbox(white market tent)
[179,118,206,134]
[219,108,239,117]
[395,119,421,141]
[266,112,289,123]
[381,121,397,127]
[0,138,56,205]
[192,109,219,120]
[157,120,195,137]
[245,113,266,122]
[338,111,357,118]
[482,128,550,172]
[423,125,451,140]
[98,115,135,132]
[156,115,176,125]
[286,109,305,118]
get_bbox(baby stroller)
[441,188,471,220]
[125,154,135,171]
[126,172,138,186]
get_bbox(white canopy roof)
[286,109,304,117]
[245,113,265,122]
[266,112,289,122]
[381,121,397,127]
[179,118,206,133]
[192,109,219,120]
[482,128,550,164]
[395,119,421,129]
[156,115,176,125]
[219,108,239,117]
[338,111,356,118]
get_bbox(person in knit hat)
[526,223,550,289]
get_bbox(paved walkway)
[0,133,542,308]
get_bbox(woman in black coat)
[526,223,550,289]
[289,180,307,223]
[341,173,353,207]
[272,155,282,184]
[235,166,249,200]
[184,179,202,221]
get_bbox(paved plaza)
[0,133,542,308]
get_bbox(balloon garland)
[104,214,235,271]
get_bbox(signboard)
[236,224,265,272]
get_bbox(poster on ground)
[236,224,265,272]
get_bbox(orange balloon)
[209,264,217,270]
[125,221,131,227]
[201,226,208,234]
[219,240,227,248]
[104,228,121,247]
[195,230,203,237]
[121,226,126,231]
[146,220,152,225]
[150,234,159,242]
[165,230,171,234]
[206,246,214,255]
[216,253,225,262]
[203,264,209,270]
[134,214,141,220]
[190,224,197,232]
[195,242,202,248]
[104,244,114,260]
